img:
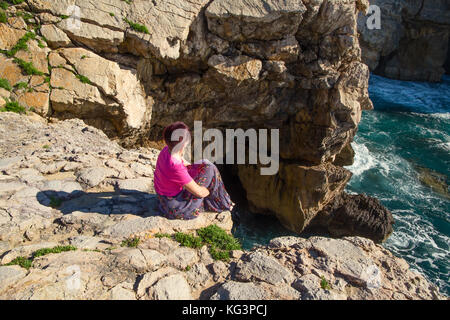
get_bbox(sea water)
[233,74,450,295]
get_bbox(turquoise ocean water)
[233,74,450,295]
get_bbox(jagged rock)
[238,162,352,233]
[167,247,198,270]
[149,273,193,300]
[210,281,268,300]
[0,24,26,50]
[186,263,211,289]
[40,24,72,49]
[207,54,262,81]
[235,252,294,285]
[292,273,347,300]
[75,167,117,188]
[68,236,111,250]
[310,193,394,243]
[112,248,166,273]
[0,266,27,293]
[50,47,151,142]
[205,0,306,41]
[358,0,450,81]
[116,178,153,194]
[109,282,136,300]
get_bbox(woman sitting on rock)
[154,121,233,220]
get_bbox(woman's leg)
[190,159,233,212]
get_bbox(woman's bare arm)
[184,180,210,198]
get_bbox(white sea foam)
[345,142,376,176]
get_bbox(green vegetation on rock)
[5,256,32,269]
[174,232,203,248]
[156,225,241,261]
[3,31,36,57]
[320,276,331,290]
[121,237,140,248]
[3,245,78,270]
[8,0,26,4]
[0,9,7,23]
[123,18,149,34]
[0,78,12,91]
[14,81,28,90]
[1,99,26,114]
[33,245,77,258]
[76,74,92,85]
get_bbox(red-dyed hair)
[162,121,191,152]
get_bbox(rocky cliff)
[0,1,394,240]
[0,112,444,300]
[358,0,450,82]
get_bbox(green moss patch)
[123,18,149,34]
[320,276,331,290]
[33,245,77,258]
[0,78,12,91]
[0,99,26,114]
[3,245,78,270]
[4,256,32,269]
[121,237,140,248]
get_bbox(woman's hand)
[184,180,210,198]
[182,158,191,167]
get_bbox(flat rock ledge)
[0,113,446,300]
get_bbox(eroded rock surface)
[358,0,450,81]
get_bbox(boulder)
[235,252,294,285]
[211,281,268,300]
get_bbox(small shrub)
[1,100,26,114]
[121,237,140,248]
[0,78,12,91]
[5,256,32,269]
[9,0,26,4]
[185,265,191,272]
[174,232,203,249]
[60,15,69,20]
[123,18,149,34]
[154,233,172,239]
[109,12,115,17]
[76,74,91,85]
[42,144,50,149]
[320,276,331,290]
[209,246,231,261]
[0,9,6,23]
[14,57,44,76]
[14,81,28,90]
[0,1,8,10]
[197,225,241,262]
[197,224,241,251]
[33,245,77,258]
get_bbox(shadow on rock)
[36,189,160,216]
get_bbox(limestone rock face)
[0,0,391,238]
[205,0,307,41]
[358,0,450,81]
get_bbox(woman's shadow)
[36,188,160,217]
